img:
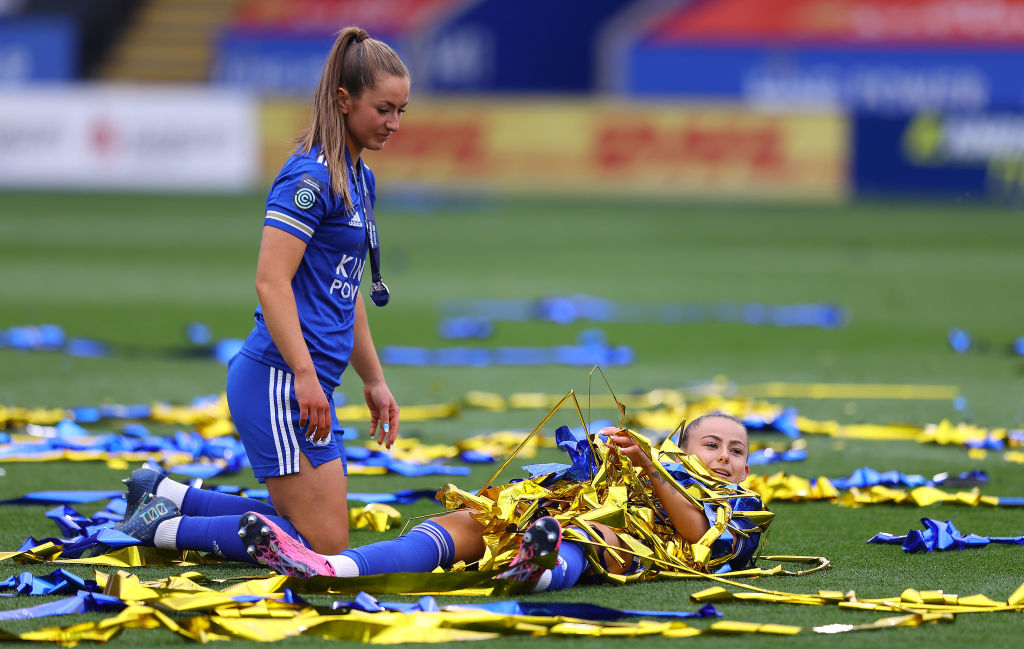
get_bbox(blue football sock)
[542,540,587,591]
[180,488,278,518]
[175,514,304,563]
[341,520,455,575]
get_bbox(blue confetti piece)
[185,321,213,345]
[1012,336,1024,356]
[438,317,494,340]
[520,462,571,479]
[555,425,598,482]
[65,339,110,358]
[166,464,228,479]
[0,592,123,621]
[948,328,972,354]
[0,491,123,505]
[213,339,244,364]
[867,518,1024,553]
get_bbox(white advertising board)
[0,85,258,191]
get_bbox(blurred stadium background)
[2,0,1024,417]
[4,0,1024,198]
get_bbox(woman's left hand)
[364,380,400,449]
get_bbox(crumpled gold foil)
[350,504,403,532]
[436,395,774,579]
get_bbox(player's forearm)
[348,292,385,385]
[256,279,317,380]
[647,470,711,544]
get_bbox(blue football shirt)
[238,146,375,392]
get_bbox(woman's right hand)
[601,426,656,474]
[295,370,332,444]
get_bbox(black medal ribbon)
[351,158,389,307]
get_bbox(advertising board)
[621,0,1024,111]
[262,98,848,201]
[854,112,1024,198]
[0,86,258,191]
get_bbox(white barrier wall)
[0,85,258,192]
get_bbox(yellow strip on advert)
[261,98,848,200]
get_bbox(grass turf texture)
[1,190,1023,647]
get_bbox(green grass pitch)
[1,190,1023,647]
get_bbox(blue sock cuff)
[181,487,277,518]
[340,519,456,577]
[341,548,369,575]
[412,520,455,569]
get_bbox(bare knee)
[590,522,633,574]
[302,524,349,554]
[435,510,486,564]
[280,500,349,553]
[265,455,350,554]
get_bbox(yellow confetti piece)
[740,474,1013,510]
[834,424,923,440]
[691,580,1024,616]
[708,620,802,635]
[956,593,1004,608]
[814,612,955,634]
[1005,451,1024,464]
[462,391,507,411]
[735,382,959,401]
[336,402,461,423]
[347,465,389,475]
[1008,582,1024,606]
[350,503,403,532]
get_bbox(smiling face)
[683,416,750,483]
[339,74,410,160]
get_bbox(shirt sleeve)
[263,163,329,243]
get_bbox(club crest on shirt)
[293,173,323,211]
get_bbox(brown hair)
[680,411,747,448]
[299,26,408,208]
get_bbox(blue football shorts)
[226,353,347,480]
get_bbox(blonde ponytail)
[299,27,408,209]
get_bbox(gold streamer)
[735,382,959,401]
[3,568,1017,644]
[431,390,776,579]
[691,581,1024,616]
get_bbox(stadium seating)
[13,0,142,77]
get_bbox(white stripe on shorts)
[268,367,286,475]
[275,369,294,475]
[283,371,300,473]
